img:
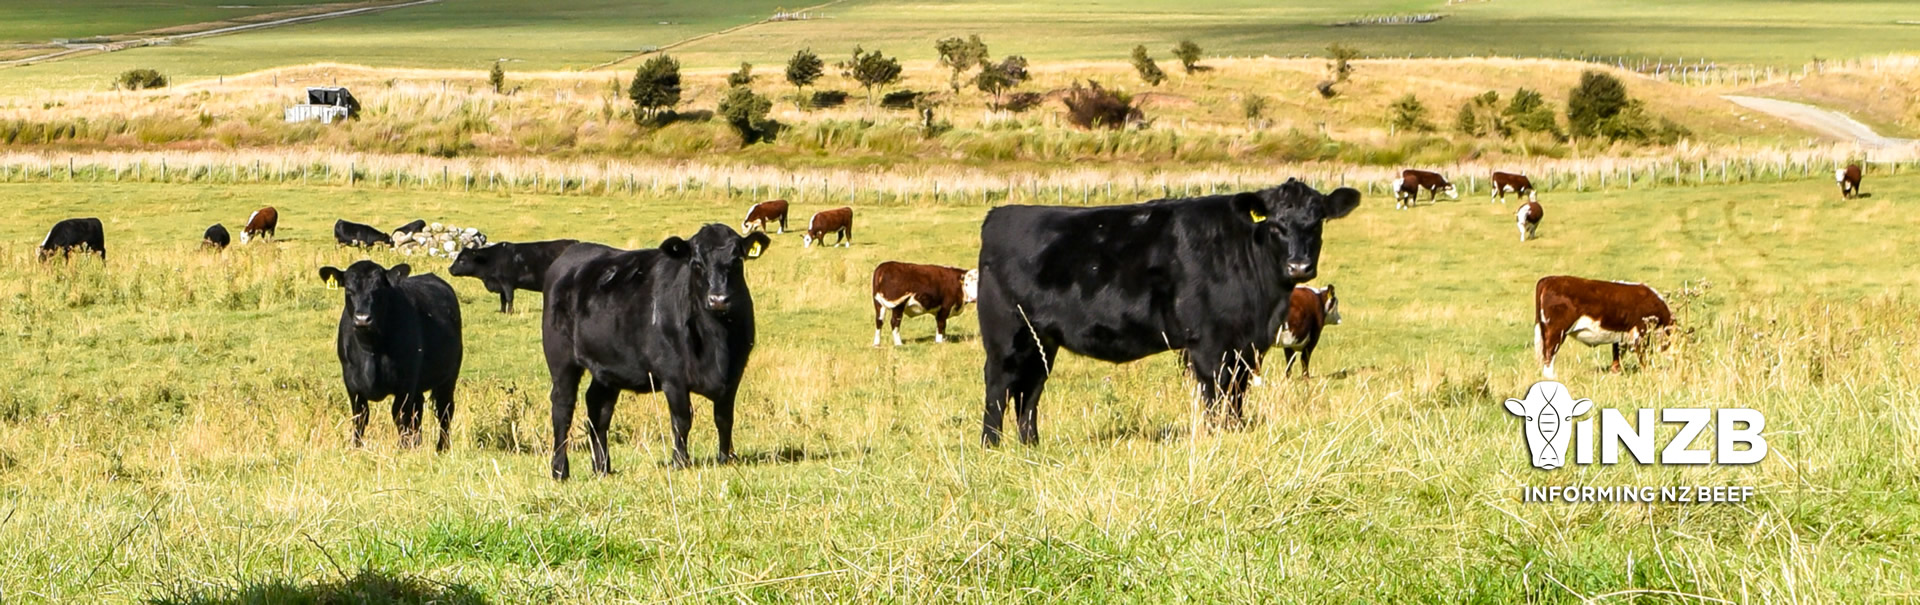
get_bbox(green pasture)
[0,0,323,44]
[0,173,1915,601]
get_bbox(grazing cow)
[317,261,464,451]
[1491,171,1536,203]
[802,207,853,248]
[334,219,393,247]
[448,239,579,313]
[741,200,790,234]
[1390,177,1416,210]
[1837,164,1862,199]
[871,261,980,346]
[394,219,428,235]
[1400,169,1458,203]
[1534,275,1673,379]
[1517,201,1544,241]
[38,218,106,262]
[240,207,277,244]
[203,224,231,250]
[542,224,771,477]
[1276,285,1340,378]
[977,179,1360,445]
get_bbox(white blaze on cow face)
[962,269,980,303]
[1504,380,1593,470]
[1835,168,1847,183]
[1442,184,1460,200]
[1391,178,1408,209]
[1323,287,1341,325]
[801,234,814,248]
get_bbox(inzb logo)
[1504,381,1766,470]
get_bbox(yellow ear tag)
[1249,210,1267,223]
[747,242,764,258]
[326,278,338,290]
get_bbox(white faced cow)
[1534,275,1674,378]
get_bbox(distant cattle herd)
[27,164,1869,476]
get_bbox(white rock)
[443,241,457,252]
[430,222,444,231]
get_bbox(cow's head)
[318,261,411,338]
[663,224,770,313]
[1504,380,1592,470]
[1234,180,1361,282]
[961,269,980,304]
[447,244,502,277]
[1441,183,1460,200]
[1321,284,1341,325]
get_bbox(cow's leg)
[501,288,516,314]
[583,379,620,475]
[712,392,737,464]
[548,363,584,480]
[873,300,886,347]
[391,393,420,448]
[777,216,787,233]
[1010,343,1058,445]
[891,306,905,346]
[1301,337,1319,379]
[1282,349,1299,378]
[663,384,695,468]
[1538,319,1568,379]
[1188,346,1256,427]
[1610,343,1624,373]
[349,394,370,447]
[934,308,951,344]
[984,331,1053,447]
[431,382,455,453]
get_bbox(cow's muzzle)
[1286,262,1316,281]
[352,313,373,329]
[706,294,731,312]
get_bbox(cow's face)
[447,245,499,277]
[319,261,411,336]
[1504,380,1592,470]
[1322,284,1341,325]
[1442,184,1459,200]
[1237,181,1362,282]
[961,269,980,304]
[667,224,769,313]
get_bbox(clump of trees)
[1503,88,1562,138]
[1388,94,1434,132]
[1062,80,1145,130]
[718,85,774,143]
[1171,39,1204,73]
[975,55,1030,109]
[1453,91,1501,137]
[628,54,683,123]
[115,68,166,90]
[935,35,990,93]
[1130,45,1166,86]
[1567,70,1690,144]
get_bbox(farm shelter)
[284,86,359,123]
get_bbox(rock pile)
[394,222,487,257]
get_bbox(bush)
[846,46,903,98]
[809,90,849,108]
[628,55,682,123]
[1504,88,1562,139]
[727,62,754,88]
[1062,80,1145,130]
[1567,70,1629,138]
[879,90,924,110]
[1326,43,1359,83]
[976,55,1030,108]
[786,48,824,93]
[1002,91,1043,113]
[1389,93,1434,132]
[718,85,774,144]
[488,62,505,94]
[1130,45,1166,86]
[1597,100,1692,144]
[935,35,990,93]
[1454,91,1502,137]
[1242,94,1270,129]
[115,68,167,90]
[1171,39,1203,73]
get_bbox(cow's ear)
[1229,192,1270,223]
[386,264,411,283]
[660,236,691,259]
[740,232,771,259]
[318,266,342,288]
[1503,398,1527,417]
[1321,187,1361,219]
[1570,398,1593,417]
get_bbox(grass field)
[0,171,1916,601]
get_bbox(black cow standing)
[448,239,579,313]
[203,224,232,250]
[541,224,770,478]
[975,179,1360,445]
[335,219,394,247]
[39,218,106,262]
[318,261,464,451]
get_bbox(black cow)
[335,219,393,247]
[448,239,579,313]
[542,224,770,478]
[976,179,1360,445]
[394,219,428,235]
[39,218,106,262]
[203,224,231,250]
[317,261,464,451]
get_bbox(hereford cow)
[1400,169,1458,205]
[1491,171,1536,203]
[741,200,790,234]
[448,239,579,313]
[542,225,771,477]
[1837,164,1862,199]
[318,261,464,451]
[1534,275,1673,379]
[240,207,277,243]
[871,261,979,346]
[1277,285,1340,378]
[977,179,1360,445]
[1517,201,1544,241]
[803,207,853,248]
[203,224,231,250]
[334,219,393,247]
[38,218,105,262]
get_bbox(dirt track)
[1723,95,1916,149]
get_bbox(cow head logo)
[1504,381,1592,470]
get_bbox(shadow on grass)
[642,443,856,469]
[149,568,488,605]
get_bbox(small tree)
[728,62,754,88]
[1171,39,1203,73]
[115,68,167,90]
[1327,43,1359,83]
[1568,70,1631,138]
[975,55,1030,108]
[847,46,903,100]
[935,35,990,93]
[1388,93,1433,132]
[1504,87,1562,139]
[1130,45,1166,86]
[1454,103,1479,136]
[488,61,505,94]
[1242,93,1269,130]
[719,85,774,143]
[786,48,825,95]
[628,54,683,122]
[1062,80,1145,130]
[1454,90,1502,137]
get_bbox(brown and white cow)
[1837,164,1862,199]
[872,261,979,346]
[240,206,278,244]
[1517,201,1543,241]
[1394,169,1457,209]
[1491,171,1536,203]
[742,199,790,234]
[1534,275,1673,378]
[803,207,853,248]
[1276,285,1340,378]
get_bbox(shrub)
[1130,45,1166,86]
[880,90,923,110]
[628,54,683,123]
[1454,91,1502,137]
[1062,80,1145,130]
[1002,91,1043,113]
[1389,93,1434,132]
[786,48,824,94]
[1171,39,1203,73]
[809,90,849,108]
[718,85,774,144]
[846,46,903,99]
[1597,100,1692,144]
[1567,70,1630,138]
[1504,88,1562,139]
[727,62,754,88]
[115,68,167,90]
[488,61,505,94]
[1242,94,1270,129]
[975,55,1030,108]
[934,35,990,93]
[1326,43,1359,83]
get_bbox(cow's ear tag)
[1249,210,1268,223]
[325,278,338,290]
[747,242,764,258]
